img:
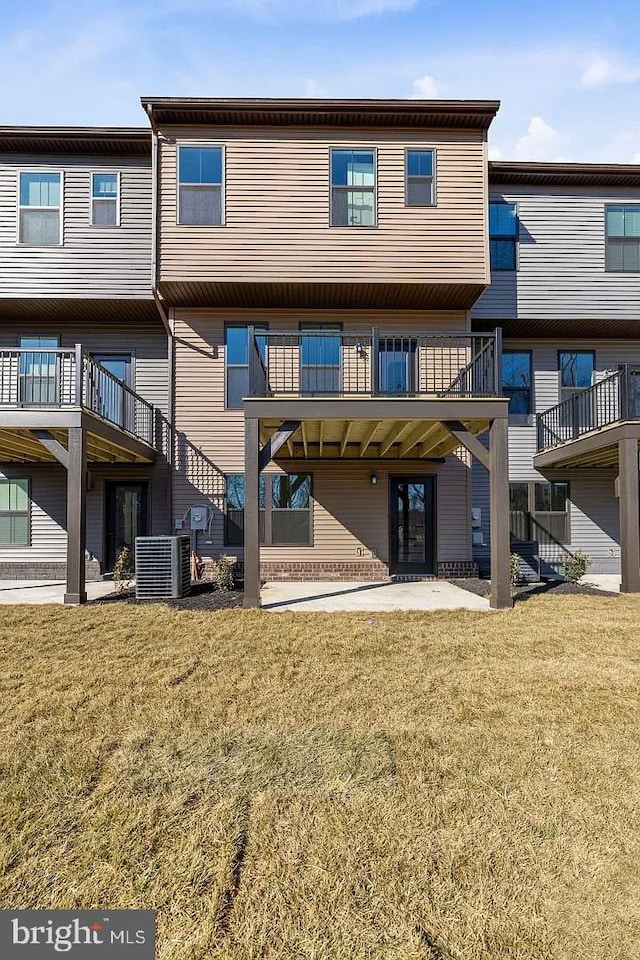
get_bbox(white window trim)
[329,146,378,228]
[176,141,226,227]
[404,146,437,207]
[16,169,64,246]
[90,171,121,227]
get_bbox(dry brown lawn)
[0,596,639,959]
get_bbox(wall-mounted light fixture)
[370,473,378,485]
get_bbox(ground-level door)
[104,481,149,572]
[389,476,435,575]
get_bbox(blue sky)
[2,0,640,162]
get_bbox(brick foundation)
[251,559,479,582]
[0,559,102,581]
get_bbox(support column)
[618,437,640,593]
[243,417,261,608]
[64,427,87,605]
[489,417,513,610]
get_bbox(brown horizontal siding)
[158,126,488,286]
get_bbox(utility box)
[135,536,191,600]
[190,505,209,531]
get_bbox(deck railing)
[248,328,502,399]
[0,346,155,446]
[537,365,640,451]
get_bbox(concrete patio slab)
[261,579,491,612]
[0,580,117,604]
[579,574,621,593]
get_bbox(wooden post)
[64,427,87,605]
[489,417,513,609]
[243,417,261,608]
[618,437,640,593]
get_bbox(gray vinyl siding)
[473,339,640,575]
[0,153,152,300]
[473,185,640,321]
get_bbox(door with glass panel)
[104,481,149,573]
[389,477,435,575]
[19,336,59,405]
[91,354,131,429]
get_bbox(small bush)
[561,550,591,583]
[211,555,236,592]
[509,553,522,591]
[114,545,134,592]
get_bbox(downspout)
[147,103,175,532]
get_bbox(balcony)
[535,365,640,469]
[0,346,157,463]
[243,328,508,463]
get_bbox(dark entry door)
[104,481,149,572]
[389,477,435,575]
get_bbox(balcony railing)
[248,328,502,399]
[537,365,640,452]
[0,346,155,446]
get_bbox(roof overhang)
[489,161,640,188]
[142,97,500,130]
[0,126,150,156]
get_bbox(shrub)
[509,553,521,592]
[114,545,134,592]
[211,555,236,592]
[561,550,591,583]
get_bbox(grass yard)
[1,597,640,959]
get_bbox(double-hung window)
[405,149,435,206]
[225,473,312,546]
[509,481,570,544]
[19,172,61,245]
[178,146,224,225]
[330,149,376,226]
[558,351,594,403]
[502,351,532,415]
[489,202,517,270]
[91,173,119,225]
[0,479,30,546]
[606,205,640,272]
[225,325,267,409]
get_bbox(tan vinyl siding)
[0,153,152,299]
[158,126,488,286]
[172,308,473,565]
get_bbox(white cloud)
[488,145,503,161]
[581,55,640,88]
[221,0,417,21]
[513,116,566,161]
[411,73,439,98]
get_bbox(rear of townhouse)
[0,102,638,604]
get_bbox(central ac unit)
[135,535,191,600]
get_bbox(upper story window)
[606,205,640,272]
[489,202,517,271]
[405,149,435,206]
[178,146,224,225]
[330,149,376,227]
[502,351,532,415]
[91,173,119,226]
[19,172,61,245]
[559,351,594,403]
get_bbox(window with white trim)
[91,173,119,226]
[178,146,223,225]
[0,479,30,546]
[330,149,376,226]
[406,149,435,206]
[19,172,61,245]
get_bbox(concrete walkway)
[579,574,621,593]
[261,579,490,612]
[0,580,116,604]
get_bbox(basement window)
[0,479,30,546]
[178,146,224,225]
[225,473,312,546]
